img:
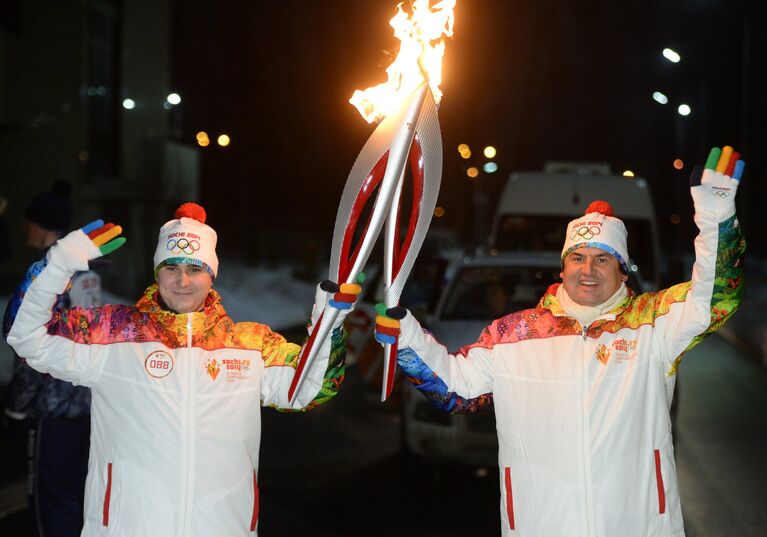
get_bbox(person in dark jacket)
[3,180,95,537]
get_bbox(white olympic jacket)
[7,232,348,537]
[397,204,744,537]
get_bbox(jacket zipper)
[179,315,196,536]
[580,324,595,536]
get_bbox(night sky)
[170,0,765,263]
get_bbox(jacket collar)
[539,283,633,321]
[135,284,228,338]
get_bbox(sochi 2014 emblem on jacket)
[612,338,638,363]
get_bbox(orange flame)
[350,0,456,123]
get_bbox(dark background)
[0,0,764,292]
[170,0,765,267]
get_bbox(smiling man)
[7,202,357,537]
[380,147,746,537]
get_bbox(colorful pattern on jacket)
[399,213,745,413]
[45,284,346,411]
[3,257,91,418]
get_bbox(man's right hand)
[690,146,744,217]
[51,220,126,273]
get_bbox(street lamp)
[662,48,681,63]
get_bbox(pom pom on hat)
[584,200,614,217]
[175,202,207,223]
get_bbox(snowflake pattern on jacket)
[45,284,346,411]
[400,213,745,413]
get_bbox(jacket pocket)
[504,466,515,530]
[654,449,666,514]
[102,462,113,526]
[250,470,259,532]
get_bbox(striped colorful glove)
[374,303,407,346]
[321,272,365,311]
[690,146,744,216]
[82,220,126,256]
[50,219,126,274]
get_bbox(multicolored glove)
[374,303,407,346]
[51,220,126,273]
[690,146,744,217]
[320,272,365,311]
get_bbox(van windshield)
[441,265,560,320]
[494,215,657,282]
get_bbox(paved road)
[674,333,767,537]
[259,333,767,536]
[1,333,765,536]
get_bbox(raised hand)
[81,220,126,256]
[690,146,745,215]
[51,219,126,273]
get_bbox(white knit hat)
[561,200,629,273]
[153,203,219,279]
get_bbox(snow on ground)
[0,258,318,384]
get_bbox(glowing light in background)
[196,131,210,147]
[622,170,635,177]
[122,98,136,110]
[673,159,684,170]
[483,162,498,173]
[483,146,496,158]
[652,91,668,105]
[166,93,181,105]
[677,104,691,116]
[458,143,471,159]
[434,206,445,217]
[217,134,231,147]
[466,167,479,178]
[662,48,681,63]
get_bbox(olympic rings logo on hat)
[167,238,200,255]
[570,225,602,241]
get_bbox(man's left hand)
[690,145,744,216]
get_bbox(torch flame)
[350,0,455,123]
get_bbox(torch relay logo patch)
[206,358,221,381]
[145,350,174,378]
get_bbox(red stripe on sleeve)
[102,463,113,526]
[654,449,666,514]
[250,470,259,532]
[505,466,515,529]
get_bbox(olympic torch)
[288,0,455,405]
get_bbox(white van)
[488,162,662,291]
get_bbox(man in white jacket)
[7,202,359,537]
[376,146,746,537]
